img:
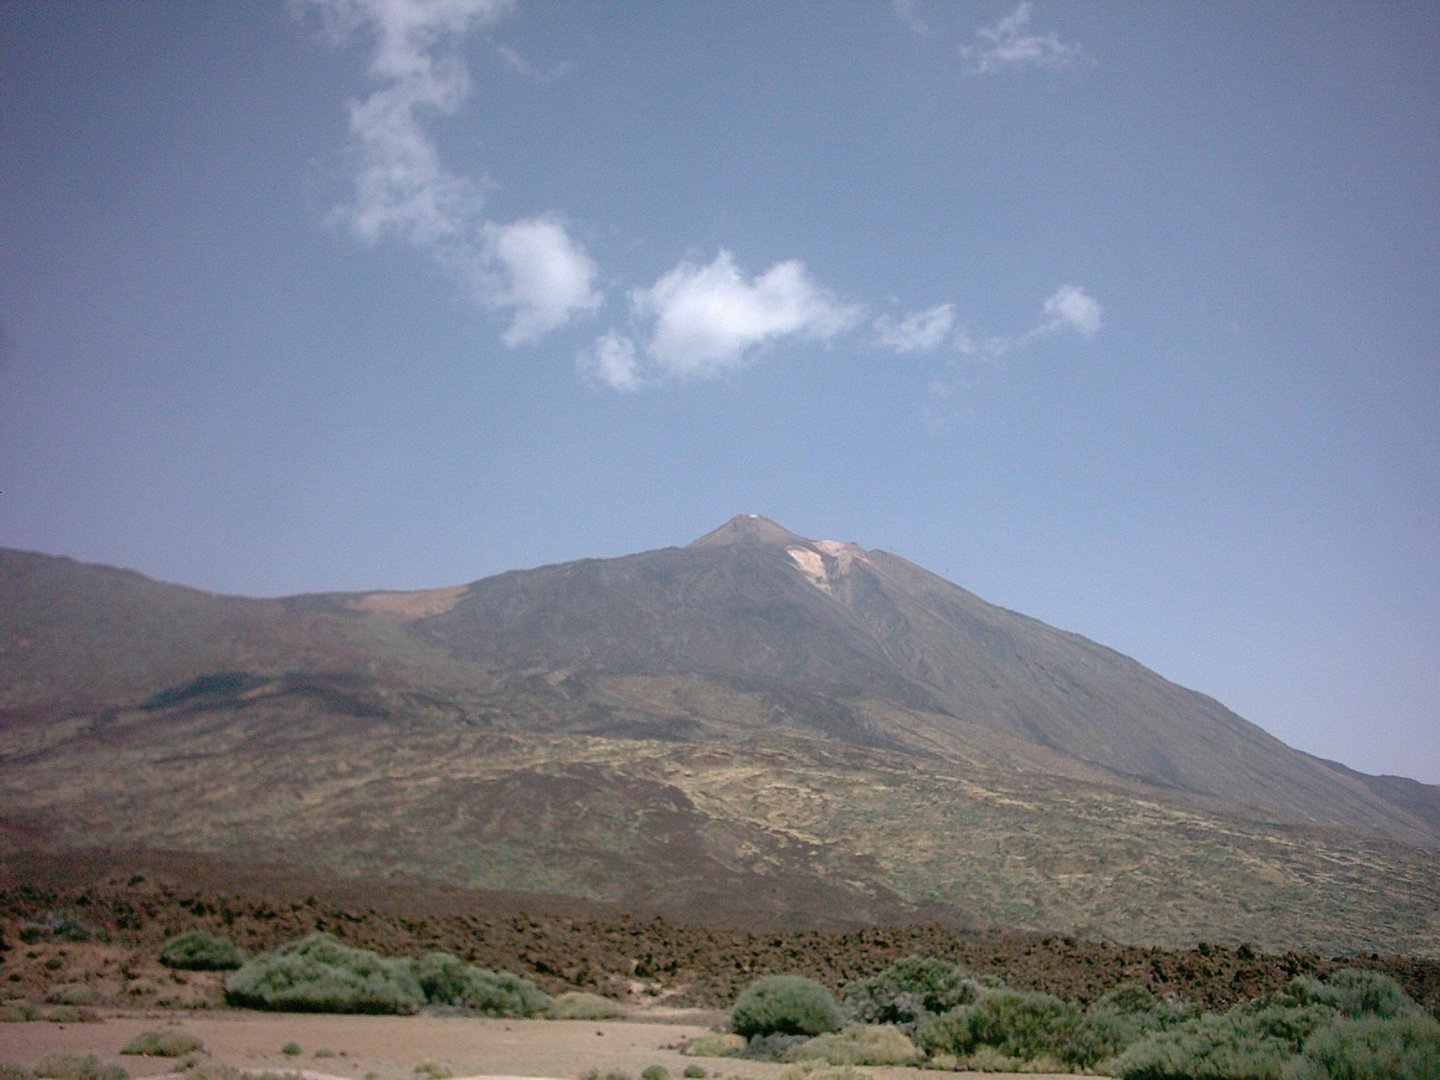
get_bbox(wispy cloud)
[873,303,956,354]
[488,37,569,82]
[581,250,863,390]
[310,0,597,344]
[890,0,930,37]
[959,2,1082,75]
[926,283,1103,404]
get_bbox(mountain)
[2,517,1438,955]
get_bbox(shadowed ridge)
[688,513,811,548]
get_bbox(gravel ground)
[0,1011,1074,1080]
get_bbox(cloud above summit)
[580,251,863,390]
[960,3,1083,75]
[311,0,598,345]
[308,1,1100,397]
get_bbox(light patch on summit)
[345,584,467,621]
[787,546,832,592]
[814,539,866,572]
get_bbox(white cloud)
[873,303,956,354]
[577,331,642,392]
[481,217,601,346]
[890,0,929,37]
[631,250,863,379]
[959,2,1082,75]
[311,0,598,345]
[1040,283,1103,339]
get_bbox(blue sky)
[2,2,1437,783]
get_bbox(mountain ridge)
[2,519,1438,955]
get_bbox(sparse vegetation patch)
[160,930,245,971]
[120,1031,205,1057]
[550,990,627,1019]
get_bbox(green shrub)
[791,1024,920,1066]
[160,931,245,972]
[918,989,1083,1066]
[1287,968,1422,1020]
[549,991,626,1019]
[32,1056,126,1080]
[681,1034,745,1058]
[281,1044,301,1058]
[841,955,980,1028]
[682,1067,706,1078]
[1283,1012,1440,1080]
[413,1062,451,1079]
[641,1066,669,1080]
[225,933,424,1014]
[1075,984,1193,1066]
[1110,1002,1335,1080]
[731,975,843,1039]
[410,952,551,1017]
[120,1031,205,1057]
[0,1066,33,1080]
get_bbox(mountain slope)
[2,518,1437,955]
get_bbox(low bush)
[681,1034,745,1058]
[1074,984,1193,1066]
[19,912,103,945]
[1109,1002,1335,1080]
[44,1007,100,1024]
[1286,968,1421,1020]
[1282,1012,1440,1080]
[739,1033,810,1061]
[120,1031,205,1057]
[160,931,245,972]
[281,1044,301,1058]
[225,933,424,1015]
[176,1064,300,1080]
[410,952,551,1017]
[44,986,97,1007]
[640,1066,669,1080]
[777,1063,865,1080]
[791,1024,920,1066]
[0,1001,42,1023]
[842,955,980,1028]
[918,989,1083,1068]
[32,1056,126,1080]
[549,991,626,1020]
[682,1067,706,1078]
[731,975,843,1039]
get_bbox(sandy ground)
[0,1011,1074,1080]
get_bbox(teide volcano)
[2,517,1437,955]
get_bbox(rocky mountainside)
[2,517,1437,954]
